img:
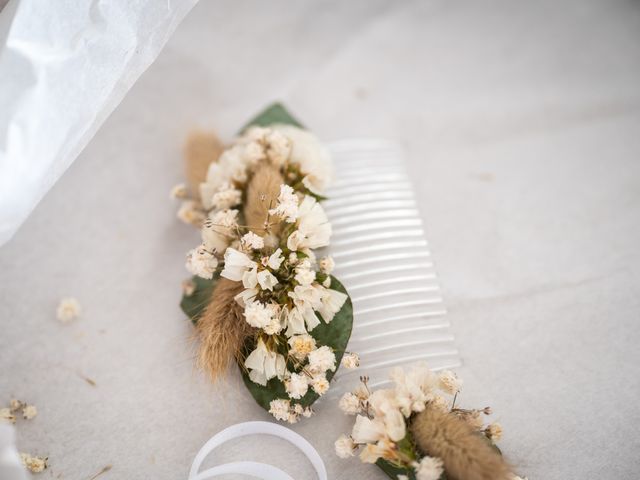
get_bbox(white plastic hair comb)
[324,139,461,392]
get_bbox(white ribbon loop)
[189,421,327,480]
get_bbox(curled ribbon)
[188,421,328,480]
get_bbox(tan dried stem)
[195,161,284,381]
[184,130,225,198]
[244,163,284,235]
[196,278,255,381]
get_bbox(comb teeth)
[324,140,460,395]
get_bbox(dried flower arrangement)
[335,364,526,480]
[175,104,356,423]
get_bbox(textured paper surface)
[1,1,640,479]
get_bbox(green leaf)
[240,275,353,410]
[241,102,304,131]
[375,459,416,480]
[180,274,218,325]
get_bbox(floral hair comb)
[174,104,357,423]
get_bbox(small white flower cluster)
[176,124,355,422]
[335,364,495,480]
[268,398,314,424]
[0,399,38,425]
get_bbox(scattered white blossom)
[177,200,205,226]
[170,183,188,199]
[294,261,316,285]
[310,374,330,395]
[0,408,15,424]
[414,456,444,480]
[245,338,286,386]
[318,256,335,275]
[56,298,81,323]
[268,399,291,422]
[220,248,256,281]
[207,209,239,236]
[241,232,264,250]
[269,184,299,223]
[285,372,309,399]
[273,125,333,193]
[338,392,361,415]
[265,130,292,166]
[289,196,331,250]
[288,334,316,360]
[438,370,462,395]
[359,442,386,464]
[263,316,284,335]
[308,346,336,373]
[317,288,348,323]
[341,352,360,369]
[257,269,278,291]
[186,246,218,279]
[485,422,503,441]
[211,183,242,210]
[258,249,282,271]
[334,434,356,459]
[22,405,37,420]
[243,301,277,329]
[20,453,47,473]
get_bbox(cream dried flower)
[269,399,291,422]
[285,372,309,400]
[341,352,360,369]
[414,456,444,480]
[56,298,81,323]
[294,262,316,286]
[181,279,196,297]
[310,374,330,396]
[257,269,278,291]
[185,246,218,280]
[241,232,264,251]
[22,405,37,420]
[338,392,361,415]
[485,422,503,441]
[177,200,205,225]
[243,301,276,329]
[429,395,449,412]
[170,183,188,199]
[9,399,23,412]
[269,184,299,223]
[288,334,316,360]
[334,434,356,459]
[318,256,335,275]
[20,453,47,473]
[211,183,242,210]
[438,370,462,395]
[359,443,384,464]
[265,130,292,166]
[0,407,16,424]
[307,346,336,373]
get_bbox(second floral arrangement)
[174,104,357,423]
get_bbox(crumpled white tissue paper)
[0,0,198,247]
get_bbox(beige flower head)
[56,297,81,323]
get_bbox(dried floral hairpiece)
[335,364,526,480]
[174,104,356,423]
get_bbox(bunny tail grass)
[184,131,224,198]
[244,163,284,234]
[410,405,511,480]
[196,278,253,381]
